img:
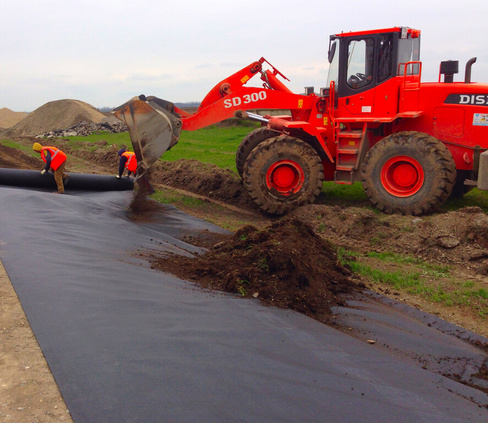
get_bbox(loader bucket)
[114,96,182,179]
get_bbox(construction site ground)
[1,134,488,421]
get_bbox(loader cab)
[326,27,421,115]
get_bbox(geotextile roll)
[0,168,134,191]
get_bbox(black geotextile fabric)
[0,168,134,191]
[0,186,487,423]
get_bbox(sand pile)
[0,108,28,128]
[8,99,107,137]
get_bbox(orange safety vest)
[122,151,137,173]
[41,146,67,170]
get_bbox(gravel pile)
[36,118,127,138]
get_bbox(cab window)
[346,38,374,89]
[378,34,394,82]
[326,39,340,89]
[398,37,420,75]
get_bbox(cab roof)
[332,27,420,39]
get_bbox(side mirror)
[328,41,337,64]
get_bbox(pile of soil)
[152,159,256,209]
[149,217,362,323]
[8,99,107,137]
[0,107,28,128]
[0,143,43,169]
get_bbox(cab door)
[341,37,376,115]
[336,33,396,117]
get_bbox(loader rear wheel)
[361,131,456,215]
[236,127,277,177]
[243,136,324,215]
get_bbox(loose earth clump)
[149,217,362,323]
[152,159,257,209]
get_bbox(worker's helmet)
[32,142,42,152]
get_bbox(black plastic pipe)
[0,168,134,191]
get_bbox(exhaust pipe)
[465,57,477,83]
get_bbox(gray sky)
[2,0,488,112]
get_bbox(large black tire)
[243,136,324,215]
[361,131,456,215]
[236,127,277,177]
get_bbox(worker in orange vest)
[116,148,137,179]
[32,142,70,194]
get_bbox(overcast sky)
[2,0,488,112]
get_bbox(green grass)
[346,259,422,289]
[1,139,38,156]
[63,123,260,172]
[319,182,369,203]
[150,189,207,207]
[162,124,260,171]
[150,188,249,232]
[442,188,488,212]
[64,131,131,150]
[365,251,450,277]
[337,247,487,317]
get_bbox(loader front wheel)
[236,127,277,177]
[243,136,324,215]
[361,131,456,215]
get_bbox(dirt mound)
[8,99,107,137]
[0,108,28,128]
[0,143,42,170]
[149,217,361,323]
[151,159,257,209]
[292,204,488,270]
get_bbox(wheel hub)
[381,156,424,197]
[266,160,305,195]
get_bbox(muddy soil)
[149,217,362,324]
[0,143,45,170]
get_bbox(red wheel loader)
[115,26,488,215]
